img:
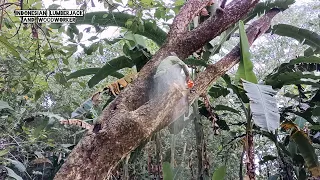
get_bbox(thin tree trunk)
[189,148,195,180]
[155,133,162,180]
[124,155,130,180]
[0,0,5,31]
[246,132,255,180]
[239,147,245,180]
[193,100,205,180]
[170,134,176,167]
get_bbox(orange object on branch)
[187,79,194,89]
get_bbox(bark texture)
[54,0,281,179]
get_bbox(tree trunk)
[246,132,255,179]
[193,100,206,179]
[54,0,280,179]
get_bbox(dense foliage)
[0,0,319,179]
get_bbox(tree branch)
[114,0,260,111]
[176,0,259,59]
[189,8,280,102]
[167,0,209,43]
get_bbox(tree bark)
[54,0,280,179]
[193,101,207,180]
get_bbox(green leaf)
[294,116,307,129]
[214,105,240,115]
[78,32,83,42]
[141,0,153,6]
[298,168,307,180]
[309,125,320,130]
[235,20,257,84]
[124,32,146,48]
[154,9,162,19]
[78,82,86,88]
[243,80,280,133]
[61,68,71,72]
[69,24,79,35]
[103,37,122,44]
[54,73,67,86]
[71,98,94,118]
[304,47,318,56]
[4,167,23,180]
[212,166,226,180]
[222,74,249,103]
[58,25,65,33]
[211,24,239,55]
[291,130,319,172]
[0,100,14,111]
[162,162,174,180]
[63,58,69,65]
[48,4,60,9]
[130,21,138,34]
[259,155,277,165]
[125,45,151,71]
[138,23,145,32]
[0,36,20,58]
[88,56,134,87]
[48,23,62,29]
[66,27,74,40]
[268,56,320,77]
[174,0,185,6]
[66,68,100,80]
[82,99,93,111]
[265,56,320,89]
[34,90,43,101]
[125,19,133,28]
[33,118,49,137]
[272,24,320,56]
[84,42,100,55]
[288,139,298,156]
[75,12,166,46]
[4,18,13,29]
[5,158,26,172]
[245,0,294,23]
[313,107,320,116]
[66,68,124,80]
[99,44,104,55]
[77,56,83,63]
[35,112,64,122]
[0,149,9,156]
[184,57,208,67]
[266,71,320,89]
[88,36,99,41]
[208,85,230,98]
[288,56,320,65]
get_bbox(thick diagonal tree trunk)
[54,0,280,179]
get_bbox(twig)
[0,2,19,8]
[239,145,245,180]
[0,0,5,30]
[7,0,23,39]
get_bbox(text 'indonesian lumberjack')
[14,9,84,23]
